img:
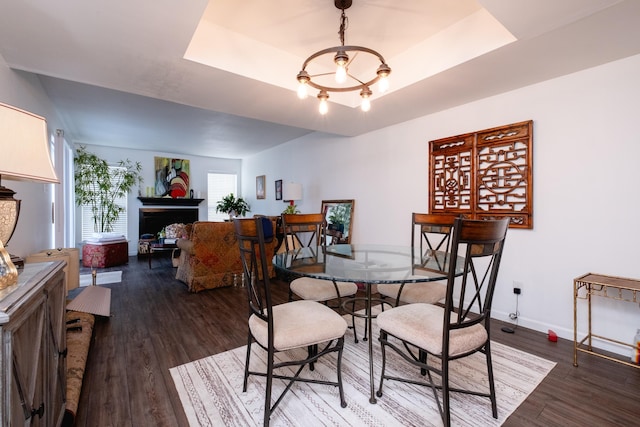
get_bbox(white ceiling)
[1,0,639,159]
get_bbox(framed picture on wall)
[256,175,266,199]
[275,179,282,200]
[154,157,190,198]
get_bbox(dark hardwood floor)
[71,256,640,426]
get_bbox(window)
[80,166,128,240]
[207,172,238,221]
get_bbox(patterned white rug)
[79,270,122,287]
[170,311,555,426]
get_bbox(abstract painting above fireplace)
[154,157,190,198]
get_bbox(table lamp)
[0,102,59,288]
[283,182,302,207]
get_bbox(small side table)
[147,241,178,269]
[573,272,640,368]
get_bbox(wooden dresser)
[0,261,66,426]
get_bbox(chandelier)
[296,0,391,115]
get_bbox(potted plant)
[282,204,300,214]
[74,145,143,233]
[216,193,250,219]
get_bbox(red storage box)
[82,241,128,267]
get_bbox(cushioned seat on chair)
[249,299,347,351]
[377,303,488,357]
[289,277,357,302]
[377,281,446,305]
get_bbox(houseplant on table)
[216,193,250,220]
[74,145,143,233]
[282,204,300,214]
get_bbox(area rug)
[170,310,556,427]
[79,270,122,287]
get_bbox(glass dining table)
[273,243,464,404]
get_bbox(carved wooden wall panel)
[429,120,533,229]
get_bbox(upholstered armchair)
[175,220,277,293]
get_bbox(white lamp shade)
[0,102,59,183]
[283,182,302,201]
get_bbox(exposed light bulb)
[360,87,372,112]
[319,98,329,115]
[335,64,347,83]
[318,91,329,115]
[361,97,371,112]
[376,63,391,93]
[378,76,389,93]
[297,83,308,99]
[334,51,349,84]
[296,70,310,99]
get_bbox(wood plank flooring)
[71,256,640,426]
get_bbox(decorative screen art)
[154,157,190,198]
[429,120,533,229]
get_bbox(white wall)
[242,53,640,355]
[73,144,242,255]
[0,56,65,257]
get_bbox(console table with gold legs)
[573,273,640,368]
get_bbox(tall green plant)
[74,146,143,233]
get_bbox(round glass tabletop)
[273,244,463,284]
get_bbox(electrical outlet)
[513,280,523,295]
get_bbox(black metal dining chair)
[281,213,360,342]
[234,217,348,426]
[376,217,510,426]
[377,212,459,307]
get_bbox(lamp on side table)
[0,102,60,287]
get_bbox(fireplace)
[138,208,199,238]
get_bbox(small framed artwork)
[275,180,283,200]
[256,175,266,199]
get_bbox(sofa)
[175,219,277,293]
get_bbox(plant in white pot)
[216,193,250,220]
[74,145,143,233]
